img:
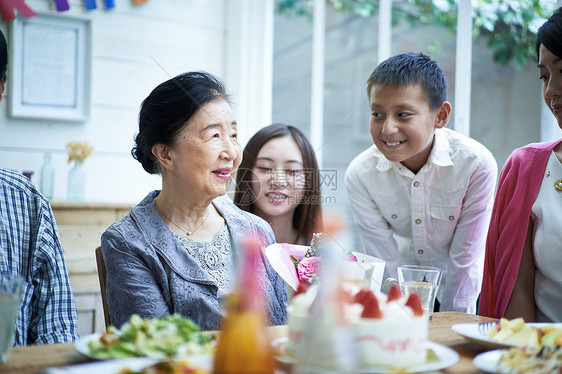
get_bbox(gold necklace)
[158,207,210,236]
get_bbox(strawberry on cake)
[286,283,429,369]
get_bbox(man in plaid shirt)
[0,30,78,345]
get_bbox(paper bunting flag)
[84,0,96,10]
[84,0,115,10]
[132,0,149,5]
[0,0,38,22]
[52,0,70,11]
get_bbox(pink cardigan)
[479,139,562,318]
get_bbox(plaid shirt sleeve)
[0,169,79,345]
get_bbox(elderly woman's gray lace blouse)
[173,225,234,301]
[101,192,287,330]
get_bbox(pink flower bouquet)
[263,234,362,290]
[263,243,309,290]
[295,256,322,283]
[263,239,386,292]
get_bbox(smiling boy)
[345,52,497,313]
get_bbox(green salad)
[88,314,215,360]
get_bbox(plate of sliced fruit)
[474,344,562,374]
[452,317,562,350]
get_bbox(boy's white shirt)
[345,127,498,313]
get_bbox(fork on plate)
[477,321,497,336]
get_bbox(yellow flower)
[66,141,94,163]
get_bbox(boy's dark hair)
[367,52,447,110]
[0,30,7,83]
[536,7,562,60]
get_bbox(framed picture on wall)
[8,13,91,122]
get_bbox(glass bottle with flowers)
[66,141,93,201]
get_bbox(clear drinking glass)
[398,265,442,318]
[0,274,23,362]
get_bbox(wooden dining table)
[0,311,497,374]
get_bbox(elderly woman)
[101,72,287,330]
[479,8,562,322]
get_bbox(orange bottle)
[212,235,275,374]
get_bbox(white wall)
[224,0,274,144]
[0,0,259,204]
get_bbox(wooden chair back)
[95,246,111,329]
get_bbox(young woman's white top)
[532,151,562,322]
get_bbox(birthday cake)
[286,284,429,368]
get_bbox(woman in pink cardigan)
[479,7,562,322]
